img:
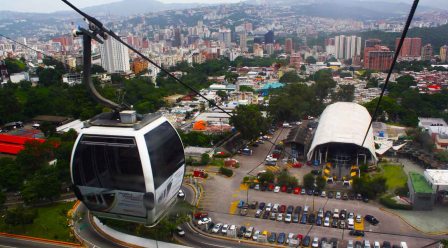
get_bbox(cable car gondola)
[71,112,185,226]
[69,24,185,226]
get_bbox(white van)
[347,219,354,230]
[400,242,408,248]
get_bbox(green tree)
[16,140,55,177]
[217,90,228,101]
[332,84,355,102]
[230,105,269,140]
[239,86,254,92]
[305,56,317,64]
[258,171,275,184]
[200,153,210,165]
[0,190,5,209]
[91,64,106,74]
[37,68,63,86]
[0,158,23,191]
[4,205,38,225]
[4,58,27,73]
[0,88,23,125]
[279,71,300,83]
[21,167,61,204]
[316,176,326,190]
[224,72,238,84]
[303,173,315,189]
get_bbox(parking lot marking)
[239,184,249,191]
[229,201,238,214]
[232,193,239,197]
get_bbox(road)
[0,235,76,248]
[197,127,446,248]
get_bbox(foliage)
[4,205,38,225]
[305,56,317,64]
[37,68,63,87]
[258,171,275,184]
[16,140,55,177]
[0,190,5,208]
[178,131,228,148]
[224,72,238,84]
[216,90,228,100]
[332,84,355,102]
[21,167,61,204]
[219,166,233,177]
[0,158,23,191]
[435,151,448,163]
[239,85,254,92]
[352,176,387,199]
[0,201,76,242]
[395,185,409,197]
[91,64,106,74]
[315,176,326,190]
[377,164,408,191]
[303,173,315,189]
[0,87,24,125]
[4,58,27,73]
[200,153,210,165]
[379,195,412,210]
[277,170,298,187]
[230,104,269,140]
[279,71,300,83]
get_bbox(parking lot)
[197,127,444,247]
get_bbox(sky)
[0,0,240,13]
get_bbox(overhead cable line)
[61,0,233,118]
[361,0,420,147]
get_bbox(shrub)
[219,167,233,177]
[234,164,240,168]
[379,195,412,210]
[395,185,409,197]
[201,153,210,165]
[214,152,231,158]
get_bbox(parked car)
[382,241,392,248]
[176,226,185,237]
[285,214,292,223]
[332,218,338,228]
[212,223,222,233]
[347,240,354,248]
[365,215,380,225]
[255,209,262,218]
[316,216,322,226]
[356,193,363,200]
[301,188,306,194]
[328,191,334,198]
[313,189,320,196]
[340,209,347,220]
[287,205,294,214]
[270,212,276,220]
[294,206,302,214]
[252,230,260,241]
[277,232,286,244]
[177,189,185,198]
[355,241,363,248]
[308,213,316,224]
[364,240,371,248]
[262,211,270,219]
[355,214,362,223]
[240,208,248,216]
[280,205,287,213]
[259,202,265,210]
[335,192,341,199]
[373,241,381,248]
[198,217,211,225]
[268,232,277,243]
[274,186,280,193]
[273,203,279,212]
[254,184,260,190]
[324,217,330,227]
[349,192,355,200]
[317,208,324,218]
[250,201,258,209]
[349,230,365,237]
[237,226,246,238]
[286,232,295,244]
[342,192,349,200]
[302,236,311,247]
[244,226,254,238]
[237,200,245,208]
[312,237,319,247]
[221,224,229,234]
[293,213,299,223]
[363,196,369,203]
[265,202,272,212]
[339,220,346,229]
[321,191,326,197]
[277,213,284,221]
[325,210,332,218]
[300,214,308,224]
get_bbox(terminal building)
[306,102,378,182]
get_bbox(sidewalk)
[390,206,448,235]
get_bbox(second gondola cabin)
[71,111,185,226]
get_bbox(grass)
[0,201,77,242]
[377,163,408,191]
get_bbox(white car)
[273,203,279,212]
[177,189,185,198]
[286,232,295,244]
[212,223,222,233]
[176,226,185,237]
[198,217,211,225]
[266,203,272,212]
[312,237,319,247]
[356,214,362,223]
[284,214,292,223]
[364,240,371,248]
[252,230,260,241]
[321,191,326,197]
[324,217,330,227]
[274,186,280,193]
[277,213,283,221]
[335,192,341,199]
[347,240,354,248]
[373,241,381,248]
[221,224,229,234]
[317,208,324,218]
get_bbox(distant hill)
[81,0,208,16]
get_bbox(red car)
[306,161,312,166]
[297,234,303,241]
[293,187,301,194]
[279,205,286,213]
[268,183,275,191]
[292,162,303,168]
[194,212,208,219]
[281,185,287,192]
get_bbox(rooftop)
[410,172,433,194]
[424,169,448,186]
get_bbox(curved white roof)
[307,102,377,161]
